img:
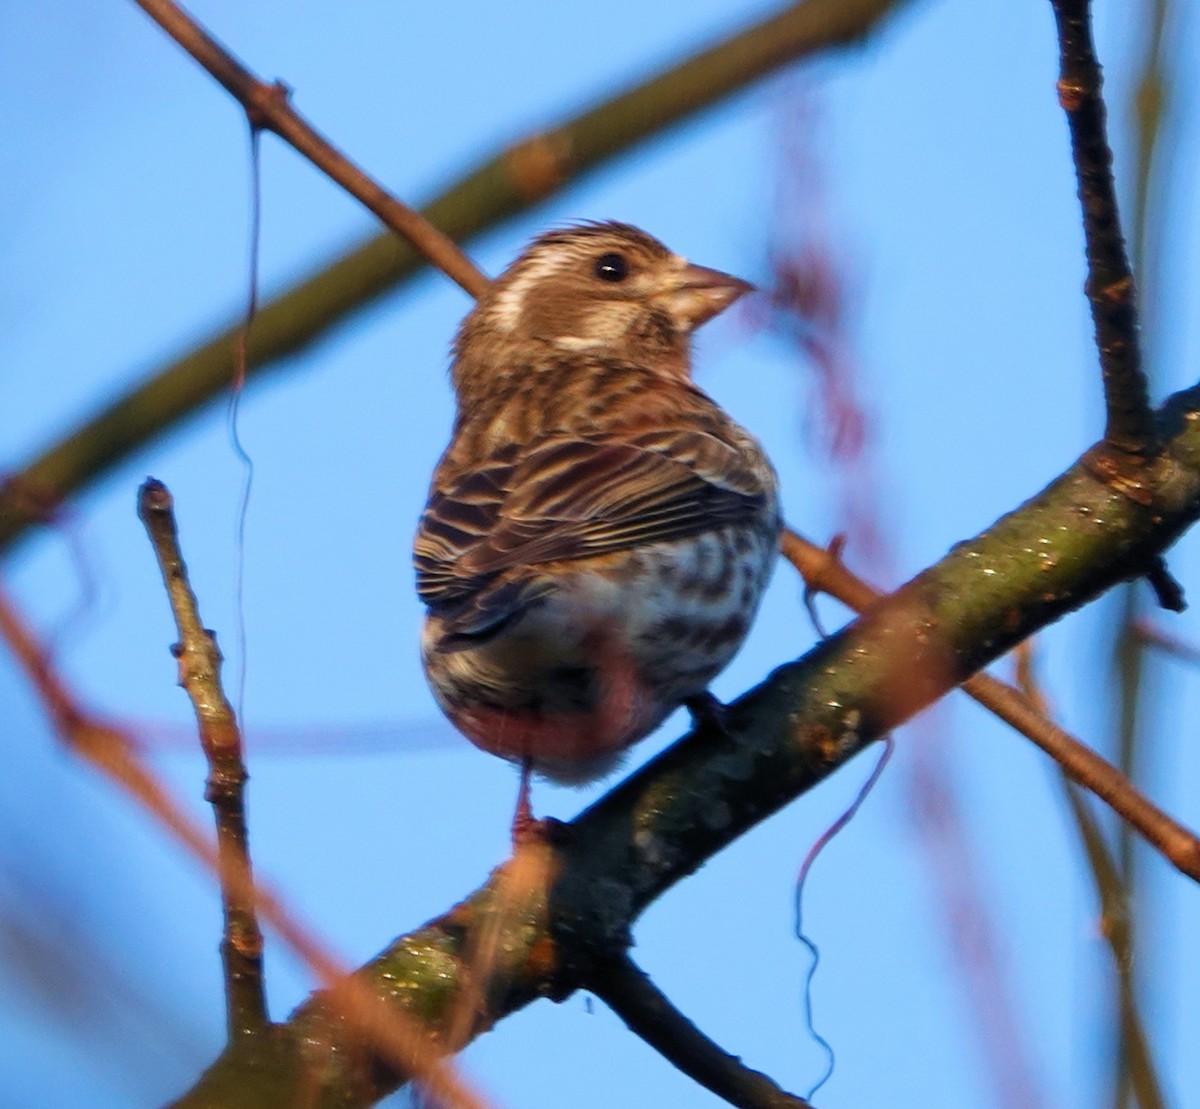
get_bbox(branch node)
[1081,443,1155,505]
[1144,556,1186,613]
[800,532,847,636]
[246,78,292,131]
[1056,77,1086,110]
[504,131,573,202]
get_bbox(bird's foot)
[684,690,732,737]
[509,758,574,850]
[511,757,537,848]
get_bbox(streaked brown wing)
[414,429,770,634]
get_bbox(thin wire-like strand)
[227,124,262,726]
[794,735,894,1098]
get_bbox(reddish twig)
[137,478,266,1040]
[1132,616,1200,665]
[1050,0,1156,457]
[779,527,1200,883]
[131,0,489,299]
[443,838,559,1056]
[588,953,813,1109]
[0,583,489,1109]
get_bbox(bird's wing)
[414,428,772,636]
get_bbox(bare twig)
[137,477,266,1040]
[1050,0,1156,456]
[588,953,813,1109]
[0,584,489,1109]
[779,527,1200,883]
[131,0,489,299]
[0,0,909,557]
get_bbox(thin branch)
[587,954,813,1109]
[1132,617,1200,665]
[779,528,1200,883]
[1050,0,1156,456]
[1012,643,1166,1109]
[1129,0,1173,303]
[0,583,489,1109]
[0,0,910,557]
[131,0,489,299]
[137,477,267,1040]
[1109,4,1177,1101]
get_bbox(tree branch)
[587,953,813,1109]
[780,529,1200,883]
[0,573,488,1109]
[1050,0,1156,456]
[131,0,490,299]
[0,0,910,556]
[167,384,1200,1106]
[1012,643,1166,1109]
[137,477,268,1041]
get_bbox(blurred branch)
[1129,0,1172,286]
[1113,1,1175,1102]
[1050,0,1156,457]
[0,581,488,1109]
[0,0,910,556]
[1012,643,1165,1109]
[131,0,490,299]
[168,387,1200,1105]
[587,953,813,1109]
[1132,617,1200,665]
[137,477,267,1041]
[780,529,1200,882]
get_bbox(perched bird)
[414,222,780,828]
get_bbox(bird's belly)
[421,525,776,781]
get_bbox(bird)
[413,221,780,836]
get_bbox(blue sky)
[2,2,1199,1106]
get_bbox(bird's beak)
[658,262,755,332]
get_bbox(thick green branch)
[0,0,908,556]
[169,389,1200,1107]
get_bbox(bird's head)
[452,222,753,390]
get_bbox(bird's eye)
[593,252,629,283]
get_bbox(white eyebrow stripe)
[553,334,606,351]
[488,250,565,331]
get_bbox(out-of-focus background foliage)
[1,2,1198,1105]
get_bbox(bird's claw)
[684,691,732,737]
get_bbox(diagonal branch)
[0,0,910,556]
[1050,0,1156,456]
[131,0,489,299]
[587,953,813,1109]
[780,529,1200,882]
[165,383,1200,1107]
